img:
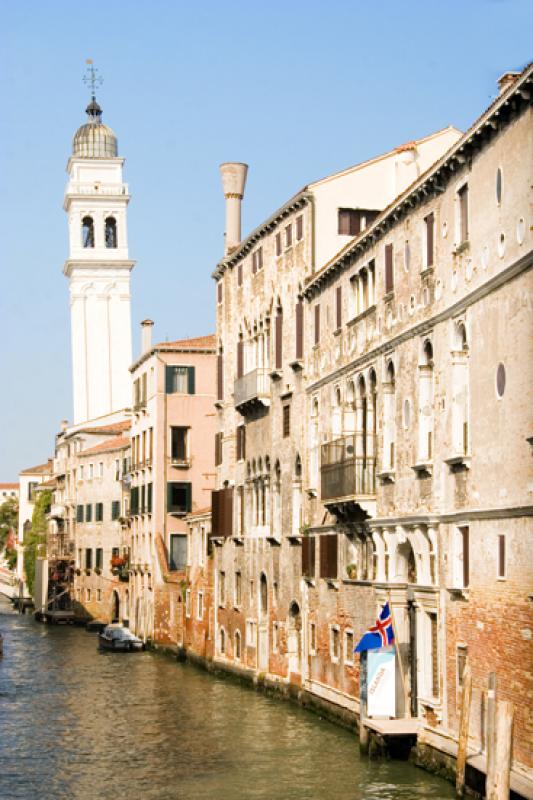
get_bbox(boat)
[98,624,145,652]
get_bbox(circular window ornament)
[403,399,411,429]
[496,363,506,398]
[497,233,505,259]
[496,168,502,205]
[517,217,526,245]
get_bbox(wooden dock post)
[456,663,472,797]
[359,650,369,754]
[485,672,497,791]
[486,700,514,800]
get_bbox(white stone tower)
[64,89,134,424]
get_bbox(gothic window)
[105,216,117,248]
[82,216,94,248]
[418,340,434,462]
[383,362,396,470]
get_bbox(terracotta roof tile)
[0,483,19,490]
[80,436,130,456]
[154,334,216,350]
[79,420,131,435]
[20,459,54,476]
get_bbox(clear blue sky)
[1,0,531,478]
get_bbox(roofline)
[304,63,533,296]
[130,342,216,373]
[79,442,130,457]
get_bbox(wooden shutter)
[237,340,244,379]
[215,432,222,467]
[338,209,349,235]
[276,233,281,256]
[459,184,469,242]
[336,286,342,329]
[211,490,221,536]
[217,354,223,401]
[296,301,303,360]
[186,483,192,513]
[314,304,320,345]
[462,526,469,588]
[302,536,315,578]
[187,366,195,394]
[296,215,303,240]
[223,486,234,537]
[498,534,505,578]
[217,281,222,303]
[165,366,174,393]
[426,212,434,267]
[252,252,257,274]
[349,210,361,236]
[237,263,243,286]
[275,311,283,370]
[385,244,394,294]
[320,534,338,579]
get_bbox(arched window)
[260,573,268,617]
[82,216,94,248]
[383,362,396,471]
[105,216,117,248]
[219,627,226,654]
[234,630,242,661]
[418,340,434,463]
[451,322,469,456]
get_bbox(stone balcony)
[320,434,376,520]
[234,368,270,415]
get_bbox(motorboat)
[98,624,145,652]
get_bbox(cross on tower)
[83,59,103,98]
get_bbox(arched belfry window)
[82,216,94,248]
[105,216,117,248]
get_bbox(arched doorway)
[287,601,302,677]
[111,590,120,623]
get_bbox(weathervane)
[83,59,103,99]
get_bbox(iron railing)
[321,435,376,501]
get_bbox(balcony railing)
[234,368,270,413]
[321,435,376,502]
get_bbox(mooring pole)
[359,650,369,754]
[485,672,497,791]
[456,662,472,797]
[486,699,514,800]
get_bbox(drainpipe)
[407,588,417,717]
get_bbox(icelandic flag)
[354,602,395,653]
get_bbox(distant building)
[17,460,54,586]
[0,483,19,503]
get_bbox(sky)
[1,0,532,479]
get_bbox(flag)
[354,602,395,653]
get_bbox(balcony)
[49,504,66,519]
[321,435,376,520]
[234,369,270,415]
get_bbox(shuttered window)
[498,534,506,578]
[282,404,290,438]
[338,209,361,236]
[169,534,187,571]
[302,536,315,578]
[275,232,282,256]
[167,482,192,514]
[76,505,84,523]
[319,534,338,579]
[458,184,469,243]
[95,548,103,569]
[85,504,92,522]
[336,286,342,329]
[147,483,152,513]
[237,263,243,287]
[425,212,434,268]
[165,366,195,394]
[385,244,394,294]
[314,304,320,345]
[215,432,223,467]
[130,487,139,515]
[211,487,234,537]
[285,224,292,248]
[237,340,244,379]
[296,215,303,241]
[171,427,187,462]
[217,353,223,401]
[236,425,246,461]
[95,503,103,522]
[295,301,304,360]
[275,311,283,370]
[111,500,120,520]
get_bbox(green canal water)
[0,597,455,800]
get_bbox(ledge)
[333,327,342,337]
[444,454,471,471]
[269,369,282,381]
[447,586,469,600]
[377,469,396,484]
[289,359,303,371]
[420,266,435,281]
[453,240,470,256]
[346,304,377,328]
[411,461,433,477]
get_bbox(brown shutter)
[296,301,303,360]
[320,534,338,579]
[296,215,303,240]
[459,184,469,242]
[215,433,222,467]
[237,340,244,379]
[314,304,320,345]
[276,233,281,256]
[275,311,283,369]
[302,536,315,578]
[385,244,394,294]
[462,526,469,588]
[238,263,243,286]
[211,490,220,536]
[338,210,348,235]
[498,534,505,577]
[217,353,223,401]
[224,486,234,537]
[252,252,257,274]
[336,286,342,329]
[349,210,361,236]
[241,425,246,460]
[426,212,434,267]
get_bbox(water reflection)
[0,599,454,800]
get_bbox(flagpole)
[387,591,409,716]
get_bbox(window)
[424,212,435,268]
[385,243,394,294]
[76,505,84,523]
[171,427,188,462]
[234,571,242,607]
[219,571,226,606]
[295,300,304,360]
[82,216,94,248]
[167,482,192,514]
[246,619,256,647]
[215,432,223,467]
[272,622,279,653]
[165,365,195,394]
[275,309,283,369]
[458,183,469,244]
[496,363,506,398]
[27,481,38,501]
[85,504,92,523]
[95,548,103,569]
[460,526,469,588]
[429,613,439,697]
[169,534,187,571]
[309,621,317,655]
[314,304,320,345]
[98,462,104,478]
[302,536,315,579]
[236,425,246,461]
[146,482,152,513]
[330,625,340,662]
[95,503,103,522]
[497,534,506,579]
[296,215,303,241]
[336,286,342,330]
[282,404,291,438]
[320,534,338,579]
[87,589,91,602]
[217,281,222,303]
[185,589,191,617]
[111,500,120,520]
[234,630,242,661]
[88,463,94,480]
[275,232,282,256]
[97,589,102,602]
[496,168,502,205]
[457,645,468,690]
[237,263,243,286]
[219,627,226,654]
[338,209,361,236]
[344,630,354,665]
[105,216,117,248]
[285,224,292,248]
[197,591,204,620]
[252,247,263,273]
[85,548,92,569]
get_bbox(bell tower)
[64,63,134,424]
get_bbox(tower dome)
[72,97,118,158]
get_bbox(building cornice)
[130,344,217,373]
[303,62,533,298]
[369,505,533,529]
[63,259,135,278]
[306,248,533,394]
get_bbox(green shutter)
[165,366,175,394]
[188,367,196,395]
[147,483,152,513]
[186,482,192,512]
[167,482,173,513]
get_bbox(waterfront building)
[0,483,19,503]
[127,325,216,641]
[17,460,53,589]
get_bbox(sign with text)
[367,648,396,718]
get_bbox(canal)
[0,598,455,800]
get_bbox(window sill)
[420,266,434,280]
[324,578,340,589]
[411,461,433,477]
[346,304,377,328]
[447,586,469,599]
[333,327,342,337]
[269,369,283,381]
[377,469,395,484]
[453,240,470,256]
[444,454,471,471]
[266,534,281,545]
[289,359,303,371]
[287,534,302,545]
[384,291,395,303]
[171,460,191,469]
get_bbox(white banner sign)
[367,648,396,718]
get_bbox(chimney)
[220,162,248,254]
[141,319,154,353]
[60,419,68,432]
[498,71,520,95]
